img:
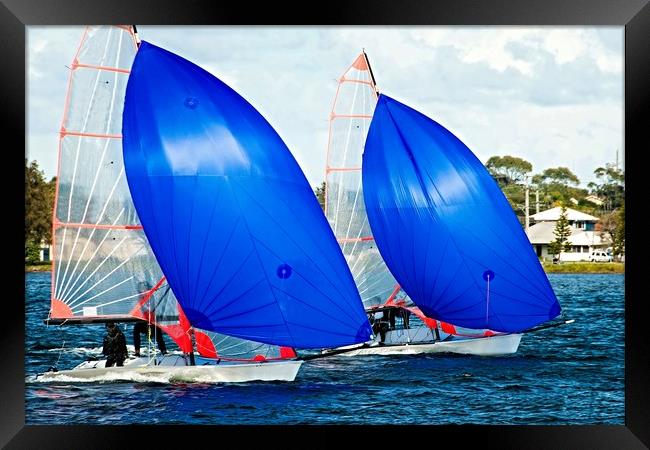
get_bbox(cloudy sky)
[27,26,623,188]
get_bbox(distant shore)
[542,262,624,274]
[25,263,51,272]
[26,262,624,274]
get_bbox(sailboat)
[322,52,528,356]
[362,94,567,341]
[39,26,371,382]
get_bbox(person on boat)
[371,310,389,345]
[103,322,128,367]
[133,283,168,357]
[387,308,396,330]
[401,308,411,329]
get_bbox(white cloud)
[27,26,623,189]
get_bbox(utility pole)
[525,176,530,232]
[525,184,530,231]
[535,189,540,214]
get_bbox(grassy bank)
[542,262,624,274]
[25,263,52,272]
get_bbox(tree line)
[313,154,625,258]
[485,155,625,258]
[25,159,56,263]
[26,153,625,264]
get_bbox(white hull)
[333,332,522,357]
[37,355,303,383]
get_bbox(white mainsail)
[325,52,399,308]
[49,26,295,362]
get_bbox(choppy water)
[25,272,624,424]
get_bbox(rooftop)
[526,221,611,245]
[530,206,599,222]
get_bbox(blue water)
[25,272,624,424]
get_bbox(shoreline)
[541,262,624,274]
[26,262,624,274]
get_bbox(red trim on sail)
[331,114,373,120]
[351,54,369,70]
[128,277,167,316]
[253,355,267,362]
[440,321,457,335]
[60,128,122,139]
[72,62,131,74]
[326,167,362,173]
[54,222,143,230]
[195,331,218,358]
[280,347,297,359]
[159,324,192,353]
[337,236,374,243]
[50,299,73,318]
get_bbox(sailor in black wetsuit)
[102,322,128,367]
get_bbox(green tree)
[486,155,532,186]
[25,159,53,247]
[589,164,624,212]
[314,181,326,211]
[25,239,41,264]
[539,167,580,187]
[548,205,572,260]
[602,205,625,260]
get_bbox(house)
[585,195,604,206]
[38,241,52,262]
[525,207,611,261]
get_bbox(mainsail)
[324,52,399,309]
[362,95,561,333]
[122,42,372,349]
[49,26,296,362]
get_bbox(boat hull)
[335,332,522,357]
[36,355,303,383]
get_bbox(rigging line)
[332,69,362,236]
[341,79,371,255]
[73,289,143,312]
[358,266,395,295]
[65,234,131,306]
[56,30,112,295]
[59,209,125,302]
[350,229,378,273]
[70,275,135,311]
[341,171,363,256]
[358,279,395,302]
[58,33,125,300]
[52,26,90,299]
[60,167,128,300]
[354,257,390,290]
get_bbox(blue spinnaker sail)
[362,95,561,332]
[122,41,371,348]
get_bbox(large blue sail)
[122,41,371,348]
[362,95,561,332]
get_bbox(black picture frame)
[4,0,648,447]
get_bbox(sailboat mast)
[362,49,379,97]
